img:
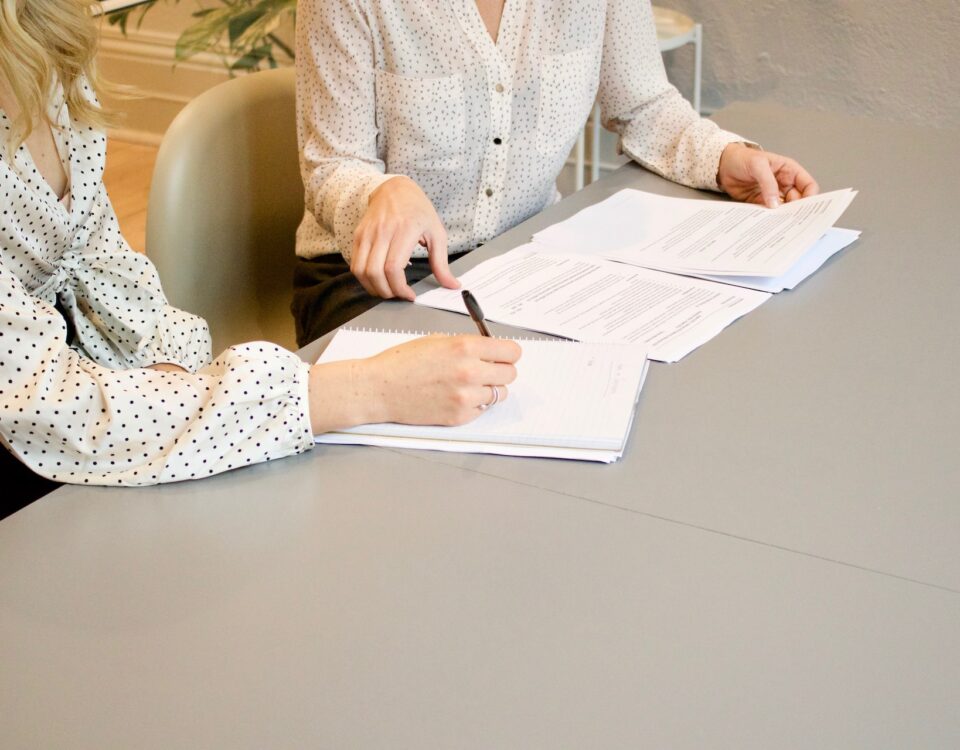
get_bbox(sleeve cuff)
[294,359,315,447]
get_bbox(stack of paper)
[417,188,858,360]
[531,188,859,291]
[314,329,649,463]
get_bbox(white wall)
[662,0,960,130]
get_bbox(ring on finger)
[478,384,500,411]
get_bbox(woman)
[292,0,820,344]
[0,0,520,505]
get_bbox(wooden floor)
[102,139,158,254]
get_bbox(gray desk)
[2,104,958,748]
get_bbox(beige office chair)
[146,67,303,353]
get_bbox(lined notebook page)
[315,329,649,454]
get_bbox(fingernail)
[766,198,778,209]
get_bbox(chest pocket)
[536,45,599,156]
[375,69,466,172]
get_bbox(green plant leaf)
[227,8,267,45]
[267,32,294,60]
[175,7,234,60]
[106,0,159,34]
[229,43,273,72]
[127,0,298,72]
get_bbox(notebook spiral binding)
[340,326,571,343]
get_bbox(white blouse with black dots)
[0,82,314,486]
[295,0,748,261]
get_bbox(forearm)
[598,0,745,191]
[615,99,745,191]
[307,358,387,434]
[307,335,523,434]
[2,338,313,486]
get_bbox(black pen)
[461,290,492,337]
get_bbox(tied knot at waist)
[35,249,167,349]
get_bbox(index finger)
[383,224,422,301]
[424,225,460,290]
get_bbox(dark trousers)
[1,448,60,521]
[291,253,437,347]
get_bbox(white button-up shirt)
[295,0,745,260]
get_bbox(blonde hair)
[0,0,115,147]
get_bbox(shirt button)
[495,83,505,93]
[485,188,494,197]
[493,137,502,145]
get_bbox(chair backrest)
[146,67,303,353]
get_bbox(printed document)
[416,245,770,362]
[531,188,857,277]
[692,227,861,292]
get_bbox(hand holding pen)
[461,289,517,410]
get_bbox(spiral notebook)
[314,329,650,463]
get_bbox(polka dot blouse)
[295,0,746,261]
[0,81,313,486]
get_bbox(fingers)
[438,340,518,424]
[384,224,421,301]
[719,145,819,207]
[352,176,455,299]
[363,231,394,298]
[768,154,820,203]
[453,334,523,365]
[351,225,383,297]
[790,161,819,198]
[438,335,521,390]
[425,225,460,290]
[350,229,369,293]
[375,334,523,427]
[438,384,510,426]
[475,360,519,387]
[443,339,519,393]
[357,221,456,300]
[478,337,522,364]
[353,223,420,299]
[473,383,510,410]
[750,153,783,209]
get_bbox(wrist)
[370,174,414,201]
[717,142,757,191]
[308,359,387,434]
